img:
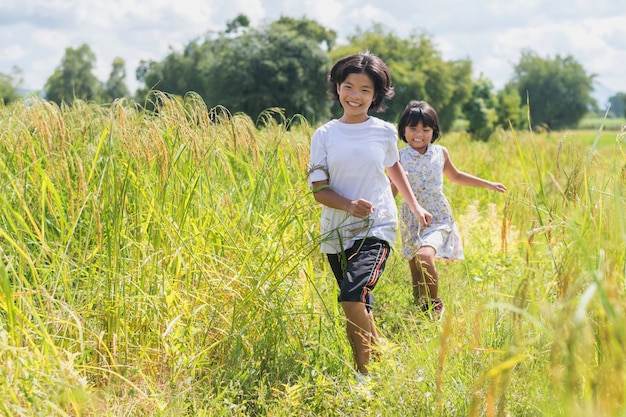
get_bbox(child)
[307,53,432,379]
[394,100,506,320]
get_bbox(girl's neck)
[413,143,430,154]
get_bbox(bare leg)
[341,301,373,375]
[368,310,382,360]
[368,311,379,343]
[409,246,438,303]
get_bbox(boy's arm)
[311,180,374,219]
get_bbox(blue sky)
[1,0,625,106]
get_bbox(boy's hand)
[348,199,375,218]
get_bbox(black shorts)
[327,238,390,312]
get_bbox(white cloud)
[2,44,28,61]
[0,0,624,102]
[291,0,345,30]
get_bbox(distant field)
[578,116,626,131]
[544,128,624,149]
[451,116,626,140]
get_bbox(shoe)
[431,297,445,321]
[353,373,374,400]
[419,298,445,321]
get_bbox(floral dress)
[399,144,464,261]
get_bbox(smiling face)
[336,72,375,124]
[404,122,434,153]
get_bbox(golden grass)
[0,95,624,416]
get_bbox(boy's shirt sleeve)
[384,124,400,168]
[307,131,329,187]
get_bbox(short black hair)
[397,100,441,143]
[327,51,394,113]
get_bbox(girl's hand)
[414,207,433,228]
[347,199,375,218]
[487,182,507,193]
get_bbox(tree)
[608,92,626,119]
[462,76,497,140]
[495,85,527,130]
[271,16,337,51]
[45,44,103,105]
[225,14,250,34]
[459,77,527,139]
[331,25,472,130]
[138,16,332,122]
[510,49,595,130]
[206,24,331,122]
[103,57,130,102]
[0,66,23,105]
[135,39,217,105]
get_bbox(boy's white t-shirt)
[308,116,400,254]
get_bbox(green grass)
[578,116,626,131]
[0,93,625,416]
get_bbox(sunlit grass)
[0,94,624,416]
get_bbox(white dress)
[399,144,464,260]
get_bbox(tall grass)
[0,94,624,416]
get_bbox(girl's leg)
[409,246,438,302]
[341,301,373,375]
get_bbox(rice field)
[0,93,625,416]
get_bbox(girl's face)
[405,122,434,153]
[336,72,375,124]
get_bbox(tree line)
[2,15,624,135]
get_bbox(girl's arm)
[311,180,375,218]
[442,147,507,193]
[387,162,432,227]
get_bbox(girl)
[394,100,506,320]
[308,53,432,379]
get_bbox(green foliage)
[608,92,626,119]
[271,16,337,51]
[205,26,331,123]
[495,85,527,131]
[0,66,22,105]
[138,17,332,123]
[225,13,250,34]
[462,76,498,140]
[103,57,130,103]
[44,43,104,105]
[20,16,609,134]
[135,41,207,103]
[461,77,528,140]
[511,49,595,130]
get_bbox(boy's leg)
[341,301,373,374]
[368,310,379,343]
[336,238,389,374]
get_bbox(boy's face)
[336,72,375,124]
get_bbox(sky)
[1,0,625,107]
